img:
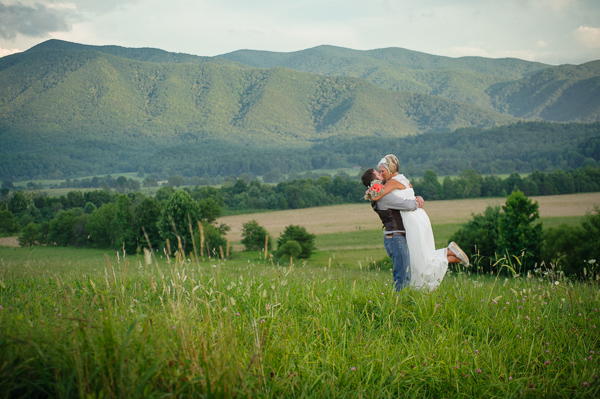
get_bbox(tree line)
[1,166,599,276]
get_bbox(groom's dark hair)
[361,168,377,187]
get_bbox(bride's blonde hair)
[378,154,399,175]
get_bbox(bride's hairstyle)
[361,168,378,187]
[378,154,399,175]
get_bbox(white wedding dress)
[389,174,448,291]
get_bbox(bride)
[370,154,469,291]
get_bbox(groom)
[361,168,424,291]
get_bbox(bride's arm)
[371,178,406,201]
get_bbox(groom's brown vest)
[371,202,406,232]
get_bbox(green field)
[1,195,597,397]
[1,245,598,398]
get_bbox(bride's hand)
[415,196,425,208]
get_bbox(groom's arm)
[376,195,424,211]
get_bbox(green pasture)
[1,244,599,398]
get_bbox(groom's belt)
[385,232,405,238]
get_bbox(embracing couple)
[362,154,469,292]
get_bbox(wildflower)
[477,369,482,374]
[99,308,103,312]
[236,312,240,316]
[578,313,582,317]
[455,365,459,369]
[546,342,550,345]
[351,367,356,371]
[509,376,513,380]
[545,360,550,365]
[529,382,534,388]
[555,281,559,285]
[519,306,523,309]
[475,349,479,354]
[172,326,176,330]
[0,306,3,310]
[57,313,62,318]
[261,319,266,323]
[583,382,589,387]
[591,351,595,354]
[546,350,550,353]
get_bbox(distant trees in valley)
[1,165,599,275]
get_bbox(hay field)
[218,192,600,243]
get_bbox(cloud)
[0,44,20,56]
[0,2,71,39]
[574,26,600,48]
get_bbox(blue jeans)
[384,233,411,291]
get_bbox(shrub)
[241,220,271,252]
[276,240,302,260]
[276,225,316,259]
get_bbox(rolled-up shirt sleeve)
[375,195,418,211]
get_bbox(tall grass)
[1,249,599,398]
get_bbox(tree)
[48,208,87,247]
[276,225,316,259]
[194,222,228,258]
[497,190,543,270]
[241,220,271,251]
[168,175,186,187]
[449,205,501,271]
[158,190,202,253]
[419,170,443,200]
[66,191,84,208]
[8,191,29,214]
[114,194,137,252]
[544,206,600,277]
[143,177,158,187]
[18,222,40,246]
[135,197,162,250]
[86,203,118,248]
[155,186,175,202]
[0,210,17,234]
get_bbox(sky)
[0,0,599,65]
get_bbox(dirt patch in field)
[0,236,19,247]
[217,192,600,243]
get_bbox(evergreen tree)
[497,190,543,270]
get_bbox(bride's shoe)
[449,241,470,266]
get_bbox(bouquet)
[364,180,385,200]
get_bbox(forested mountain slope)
[0,40,598,180]
[219,46,600,122]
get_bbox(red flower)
[371,183,383,193]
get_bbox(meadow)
[1,193,599,398]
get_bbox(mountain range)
[0,39,598,180]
